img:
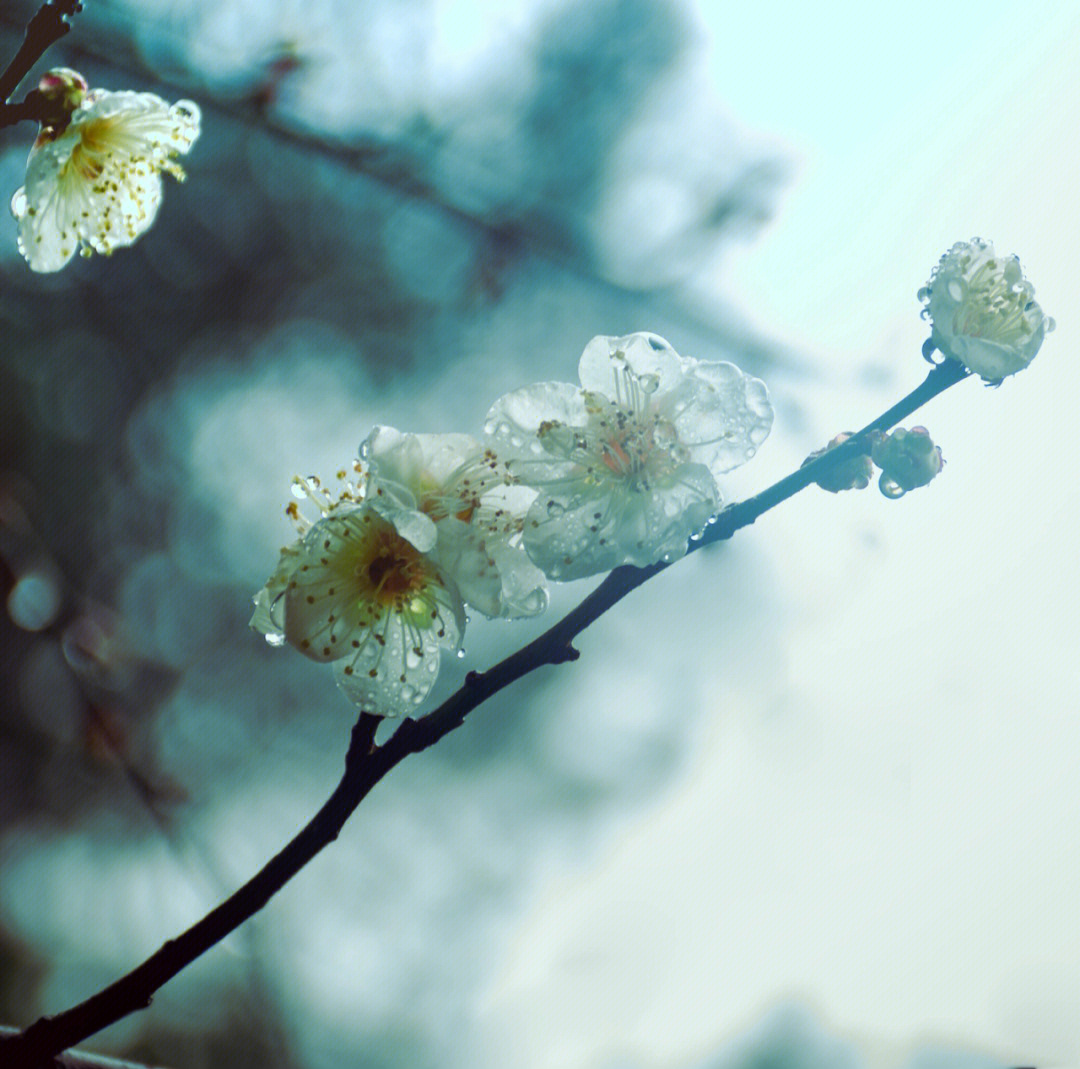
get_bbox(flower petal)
[578,332,682,399]
[662,359,774,476]
[523,461,719,580]
[332,611,444,717]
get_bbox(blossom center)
[349,523,431,612]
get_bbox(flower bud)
[32,68,88,137]
[802,432,873,493]
[920,238,1054,382]
[37,68,88,104]
[871,426,943,498]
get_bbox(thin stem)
[0,358,970,1069]
[0,0,84,121]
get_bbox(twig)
[0,358,969,1068]
[0,0,85,118]
[0,1027,166,1069]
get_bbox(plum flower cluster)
[10,68,201,272]
[920,238,1054,382]
[253,334,774,717]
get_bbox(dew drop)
[546,500,565,517]
[456,648,466,659]
[265,632,286,648]
[947,280,965,302]
[653,420,676,449]
[917,286,931,302]
[1045,317,1056,333]
[879,475,906,499]
[639,373,660,394]
[405,647,423,669]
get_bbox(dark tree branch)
[0,0,85,120]
[0,1027,166,1068]
[0,358,970,1069]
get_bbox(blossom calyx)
[871,426,943,498]
[920,238,1053,382]
[801,432,873,493]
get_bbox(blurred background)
[0,1,1077,1067]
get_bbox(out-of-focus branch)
[0,0,84,118]
[0,358,970,1069]
[0,1027,166,1069]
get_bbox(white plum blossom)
[252,476,464,717]
[920,238,1054,382]
[485,332,773,580]
[360,427,548,619]
[11,75,201,272]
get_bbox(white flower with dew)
[484,332,773,580]
[10,80,201,272]
[920,238,1054,382]
[361,426,548,619]
[251,478,464,717]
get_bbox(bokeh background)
[1,1,1077,1067]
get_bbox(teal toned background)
[0,1,1076,1067]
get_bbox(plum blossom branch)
[0,0,84,119]
[0,357,970,1069]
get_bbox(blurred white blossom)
[485,332,773,580]
[10,73,200,272]
[920,238,1053,382]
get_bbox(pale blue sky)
[479,4,1080,1066]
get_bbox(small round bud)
[802,432,873,493]
[871,426,944,498]
[37,68,89,102]
[29,68,89,140]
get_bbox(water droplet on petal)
[653,420,677,449]
[265,632,286,648]
[456,648,466,659]
[405,647,423,669]
[917,286,931,303]
[546,500,565,517]
[639,373,660,394]
[947,280,965,301]
[1045,317,1056,333]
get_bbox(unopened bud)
[31,68,88,139]
[871,426,944,498]
[37,68,88,102]
[802,432,873,493]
